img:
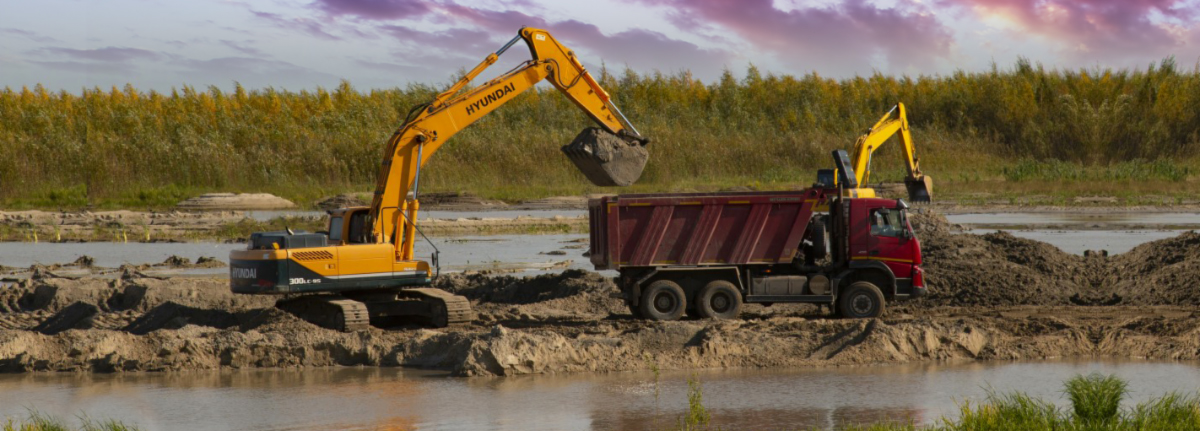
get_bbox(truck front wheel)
[838,281,886,318]
[695,280,742,320]
[640,280,686,321]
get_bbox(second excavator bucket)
[562,127,649,187]
[905,176,933,202]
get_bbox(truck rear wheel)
[640,280,686,321]
[695,280,742,320]
[838,281,885,318]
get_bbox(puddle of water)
[966,229,1189,255]
[0,235,594,275]
[1,360,1197,431]
[0,242,243,269]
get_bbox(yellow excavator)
[818,103,932,202]
[228,27,649,330]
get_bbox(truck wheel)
[805,218,828,262]
[838,281,885,318]
[640,280,686,321]
[695,280,742,320]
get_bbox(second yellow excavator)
[228,27,649,330]
[818,103,933,202]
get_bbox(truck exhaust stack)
[562,127,649,187]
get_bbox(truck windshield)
[870,209,905,238]
[328,217,343,242]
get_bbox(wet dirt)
[3,210,1200,377]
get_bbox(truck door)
[863,206,915,276]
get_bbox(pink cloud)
[630,0,953,75]
[949,0,1199,62]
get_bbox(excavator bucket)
[562,127,649,187]
[905,176,933,202]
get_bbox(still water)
[1,361,1198,430]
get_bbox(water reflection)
[1,361,1199,430]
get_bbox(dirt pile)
[315,194,366,210]
[435,270,625,321]
[912,211,1084,306]
[176,193,296,210]
[1108,232,1200,305]
[911,210,1200,307]
[5,272,1200,376]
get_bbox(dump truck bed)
[589,189,830,270]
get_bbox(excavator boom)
[371,27,649,261]
[846,103,932,202]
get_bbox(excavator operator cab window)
[347,211,370,244]
[327,217,344,242]
[870,208,904,238]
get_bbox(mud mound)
[435,270,624,319]
[315,193,366,210]
[29,279,118,311]
[177,193,296,210]
[123,302,239,335]
[417,191,505,210]
[235,307,322,333]
[1108,232,1200,305]
[119,278,273,311]
[913,212,1083,306]
[33,301,99,335]
[436,270,615,304]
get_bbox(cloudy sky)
[4,0,1200,92]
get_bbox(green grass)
[677,373,1200,431]
[2,58,1200,210]
[1,411,138,431]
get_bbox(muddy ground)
[2,211,1200,377]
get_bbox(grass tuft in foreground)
[1,410,138,431]
[677,373,1200,430]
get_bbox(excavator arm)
[369,27,649,261]
[847,103,932,202]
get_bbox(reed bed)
[2,58,1198,208]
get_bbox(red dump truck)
[588,150,926,320]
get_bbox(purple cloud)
[1,28,60,43]
[438,5,731,76]
[220,40,266,57]
[28,60,136,75]
[252,10,341,40]
[39,46,160,62]
[312,0,431,20]
[629,0,953,74]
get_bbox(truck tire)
[838,281,885,318]
[640,280,686,321]
[805,218,828,262]
[811,219,830,260]
[695,280,742,320]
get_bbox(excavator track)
[396,288,475,327]
[276,295,370,332]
